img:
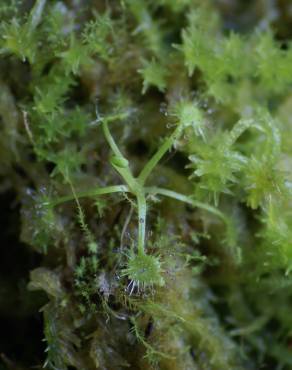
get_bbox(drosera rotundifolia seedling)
[45,105,233,292]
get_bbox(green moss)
[1,0,292,369]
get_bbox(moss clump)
[1,0,292,369]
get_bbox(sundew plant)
[1,0,292,369]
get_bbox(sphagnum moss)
[1,0,292,369]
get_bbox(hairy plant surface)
[1,0,292,369]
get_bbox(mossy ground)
[1,1,292,369]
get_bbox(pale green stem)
[102,121,124,158]
[145,187,228,224]
[102,121,138,191]
[111,163,139,192]
[138,125,182,185]
[227,119,254,146]
[48,185,129,207]
[136,191,147,254]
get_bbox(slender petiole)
[138,125,182,185]
[47,185,129,207]
[102,121,124,159]
[102,121,138,191]
[145,186,228,224]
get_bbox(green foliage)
[244,156,284,209]
[74,254,99,312]
[2,1,292,369]
[58,35,92,76]
[0,0,20,19]
[43,304,68,370]
[255,30,292,93]
[126,0,164,56]
[187,119,251,204]
[82,12,114,61]
[179,6,221,76]
[1,17,38,62]
[156,0,191,13]
[21,188,63,253]
[50,146,85,182]
[138,58,168,93]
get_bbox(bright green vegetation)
[1,0,292,369]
